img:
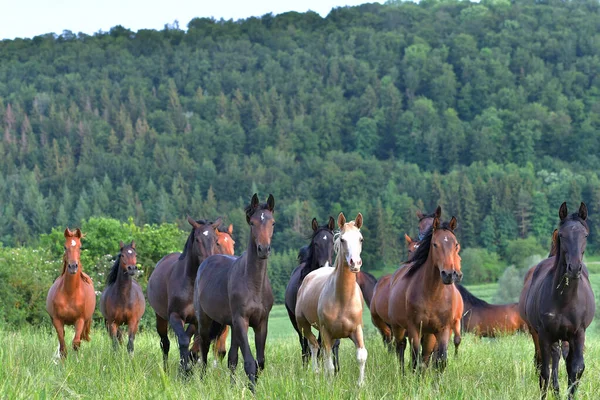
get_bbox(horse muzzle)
[566,263,582,280]
[257,244,271,259]
[126,265,138,276]
[348,258,362,273]
[67,263,78,274]
[440,270,462,285]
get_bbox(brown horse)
[416,206,441,240]
[519,203,594,399]
[46,228,96,358]
[457,285,525,337]
[211,223,236,366]
[296,213,367,386]
[194,194,275,391]
[388,216,463,372]
[100,241,145,353]
[147,216,222,373]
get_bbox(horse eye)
[360,238,363,243]
[433,243,437,248]
[272,221,276,226]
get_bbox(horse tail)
[82,319,92,342]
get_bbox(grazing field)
[3,303,600,399]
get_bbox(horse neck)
[114,263,133,295]
[244,234,269,292]
[62,259,81,294]
[333,252,357,303]
[551,249,580,302]
[184,249,204,279]
[422,251,445,297]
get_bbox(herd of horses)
[45,194,594,398]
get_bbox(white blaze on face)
[127,249,133,254]
[261,212,265,221]
[224,237,228,242]
[203,230,209,236]
[71,239,76,247]
[323,235,327,240]
[444,236,448,242]
[414,244,420,248]
[342,229,363,267]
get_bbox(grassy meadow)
[3,279,600,400]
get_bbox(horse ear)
[432,217,440,231]
[211,217,223,230]
[130,240,136,249]
[416,210,424,220]
[435,205,442,218]
[449,216,458,231]
[267,194,275,212]
[119,240,124,249]
[328,216,335,231]
[559,202,568,221]
[227,224,233,235]
[404,233,412,244]
[337,212,346,229]
[74,228,83,239]
[64,227,72,238]
[579,202,588,220]
[187,215,200,229]
[312,218,319,232]
[355,213,363,229]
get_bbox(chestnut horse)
[46,228,96,358]
[285,217,335,368]
[456,284,525,337]
[519,202,594,399]
[388,216,463,372]
[211,223,236,366]
[296,213,368,386]
[194,194,275,391]
[147,216,221,373]
[100,241,145,353]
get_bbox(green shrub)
[460,247,506,284]
[504,237,547,268]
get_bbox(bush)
[493,266,524,303]
[461,247,506,284]
[504,237,546,268]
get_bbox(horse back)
[295,266,334,326]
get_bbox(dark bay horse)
[100,241,145,354]
[388,216,463,372]
[456,285,525,337]
[147,216,222,373]
[46,228,96,358]
[285,217,335,368]
[519,202,594,399]
[194,194,275,390]
[296,212,367,385]
[416,206,441,240]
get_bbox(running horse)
[194,194,275,391]
[285,217,335,368]
[388,216,463,372]
[46,228,96,358]
[100,241,145,353]
[147,216,222,373]
[296,212,368,386]
[519,202,594,399]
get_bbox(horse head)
[186,216,222,261]
[311,216,335,268]
[216,224,235,256]
[404,233,420,261]
[430,216,462,285]
[335,212,364,273]
[416,205,441,240]
[557,202,589,280]
[119,240,138,276]
[63,227,83,275]
[245,193,275,259]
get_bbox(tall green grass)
[3,304,600,399]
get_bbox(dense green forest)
[2,0,600,320]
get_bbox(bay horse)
[519,202,594,399]
[212,223,236,366]
[296,212,368,386]
[285,216,335,368]
[456,284,525,337]
[416,206,441,240]
[46,228,96,358]
[194,194,275,391]
[147,216,222,373]
[100,241,145,353]
[388,216,463,372]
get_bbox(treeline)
[1,0,600,274]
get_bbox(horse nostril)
[267,245,271,253]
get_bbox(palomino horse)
[388,216,463,372]
[296,213,368,386]
[100,241,145,353]
[519,203,594,399]
[194,194,275,391]
[285,217,335,368]
[46,228,96,358]
[147,216,221,373]
[457,284,525,337]
[211,223,236,366]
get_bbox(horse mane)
[456,284,490,308]
[179,219,211,260]
[61,253,68,275]
[217,224,231,234]
[297,245,310,264]
[405,221,454,277]
[418,208,438,221]
[106,253,122,285]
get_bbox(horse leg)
[371,313,393,352]
[186,323,199,365]
[227,329,239,384]
[254,321,268,376]
[453,318,461,357]
[407,325,421,372]
[168,313,191,375]
[332,339,340,374]
[108,321,119,350]
[213,325,228,367]
[320,329,335,378]
[156,314,170,371]
[391,326,407,373]
[127,319,140,355]
[287,305,308,366]
[72,318,85,352]
[116,328,124,345]
[421,333,437,368]
[232,316,257,391]
[51,318,67,358]
[350,325,368,386]
[566,330,586,400]
[433,329,450,372]
[529,324,542,371]
[550,341,561,396]
[297,316,319,372]
[538,336,552,399]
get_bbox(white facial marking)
[224,237,228,242]
[127,249,133,254]
[444,236,448,242]
[261,212,264,221]
[323,235,327,240]
[71,239,76,247]
[414,244,420,248]
[203,230,209,236]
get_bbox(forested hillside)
[2,0,600,275]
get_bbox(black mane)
[179,219,211,260]
[298,226,333,280]
[106,253,122,285]
[405,221,454,277]
[456,284,490,308]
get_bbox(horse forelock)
[406,222,456,277]
[333,222,362,268]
